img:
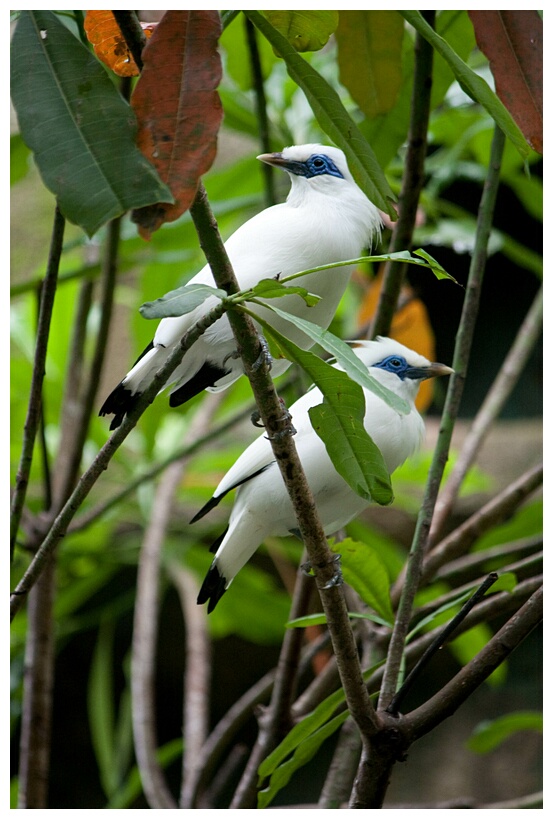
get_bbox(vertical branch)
[10,206,65,556]
[245,16,276,207]
[369,11,435,338]
[17,558,56,808]
[377,125,506,712]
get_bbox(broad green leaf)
[466,711,543,754]
[308,389,393,505]
[139,283,227,319]
[10,134,31,186]
[328,538,394,623]
[10,11,173,237]
[336,11,404,118]
[263,11,339,53]
[248,278,321,307]
[287,610,391,629]
[400,10,533,160]
[245,10,397,216]
[247,302,409,414]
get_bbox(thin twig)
[377,125,507,713]
[245,16,276,207]
[112,11,146,70]
[10,206,66,557]
[403,586,542,740]
[386,572,499,715]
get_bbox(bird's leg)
[301,553,343,588]
[250,397,296,441]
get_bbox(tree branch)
[10,206,65,557]
[378,124,506,712]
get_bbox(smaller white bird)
[99,143,382,430]
[193,338,453,612]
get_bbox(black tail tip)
[197,563,228,613]
[99,385,140,430]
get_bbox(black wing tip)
[197,563,228,613]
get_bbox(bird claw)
[251,398,297,441]
[252,333,273,372]
[301,554,343,588]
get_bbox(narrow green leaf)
[400,10,533,160]
[10,11,173,236]
[248,278,321,307]
[247,302,409,414]
[413,248,462,284]
[258,686,349,779]
[257,711,349,809]
[139,283,227,319]
[245,10,397,216]
[88,623,117,798]
[467,711,543,754]
[328,538,395,623]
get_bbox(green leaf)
[263,11,339,53]
[139,283,227,319]
[466,711,543,754]
[258,711,349,808]
[247,302,409,414]
[10,11,173,237]
[413,248,462,284]
[88,623,117,798]
[10,134,31,185]
[248,278,321,307]
[336,11,404,118]
[400,10,533,160]
[245,10,397,216]
[328,538,395,623]
[308,389,393,506]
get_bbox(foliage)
[10,9,542,810]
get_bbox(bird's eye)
[311,156,326,168]
[390,358,402,368]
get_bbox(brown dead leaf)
[469,11,542,154]
[130,10,223,239]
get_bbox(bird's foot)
[251,398,296,441]
[252,333,273,372]
[301,554,343,588]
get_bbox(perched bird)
[194,337,453,612]
[100,144,382,429]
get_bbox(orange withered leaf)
[84,11,155,77]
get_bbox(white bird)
[100,144,382,429]
[194,337,453,612]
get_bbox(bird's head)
[352,337,454,403]
[257,143,356,194]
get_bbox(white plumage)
[194,338,453,612]
[100,144,382,429]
